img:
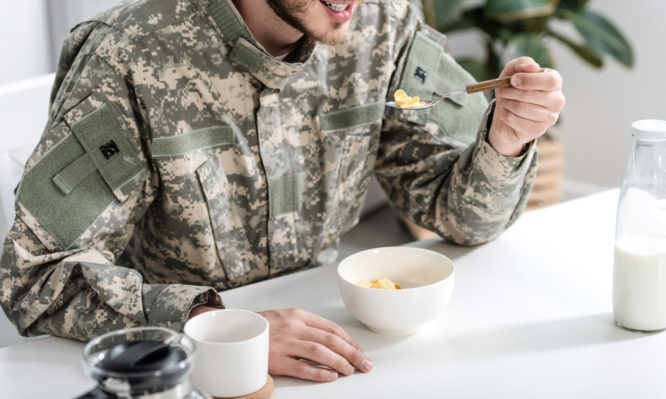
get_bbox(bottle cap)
[631,119,666,140]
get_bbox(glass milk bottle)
[613,120,666,332]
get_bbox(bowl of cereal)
[337,246,455,336]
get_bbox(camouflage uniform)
[0,0,537,341]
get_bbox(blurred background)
[0,0,664,345]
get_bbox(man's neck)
[232,0,304,57]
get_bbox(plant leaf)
[439,10,481,33]
[457,59,495,82]
[486,0,556,23]
[558,9,634,67]
[501,33,554,69]
[424,0,467,28]
[549,30,603,68]
[556,0,589,12]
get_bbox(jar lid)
[631,119,666,140]
[82,327,195,396]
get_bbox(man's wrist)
[492,141,528,158]
[188,305,219,320]
[487,128,528,157]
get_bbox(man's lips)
[319,0,356,23]
[321,1,352,11]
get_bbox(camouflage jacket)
[0,0,537,341]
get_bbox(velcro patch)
[17,133,116,250]
[69,104,145,201]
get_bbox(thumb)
[501,56,540,78]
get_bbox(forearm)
[438,127,538,245]
[377,104,538,245]
[1,219,222,341]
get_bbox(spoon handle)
[466,76,512,93]
[465,68,546,94]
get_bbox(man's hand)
[258,308,372,382]
[188,306,372,382]
[488,56,566,157]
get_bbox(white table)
[2,189,665,398]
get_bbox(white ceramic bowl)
[337,246,455,336]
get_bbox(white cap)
[631,119,666,140]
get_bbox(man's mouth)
[321,1,351,12]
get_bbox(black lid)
[92,340,189,393]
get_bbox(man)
[0,0,564,382]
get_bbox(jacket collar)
[198,0,316,89]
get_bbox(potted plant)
[401,0,634,240]
[423,0,633,80]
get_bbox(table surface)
[2,189,665,399]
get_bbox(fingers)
[258,308,372,382]
[495,87,565,111]
[500,99,559,126]
[495,59,565,133]
[289,340,356,376]
[500,56,563,92]
[299,309,363,351]
[494,104,552,142]
[500,56,541,77]
[300,326,372,373]
[488,57,565,156]
[496,88,566,114]
[270,357,339,382]
[509,68,563,92]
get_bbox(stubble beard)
[265,0,350,46]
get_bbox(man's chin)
[310,26,351,46]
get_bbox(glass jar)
[613,119,666,332]
[78,327,212,399]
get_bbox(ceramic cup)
[184,309,269,398]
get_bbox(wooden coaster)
[213,375,274,399]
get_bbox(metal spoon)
[386,75,512,110]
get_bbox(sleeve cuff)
[478,135,536,179]
[142,284,224,332]
[476,100,537,180]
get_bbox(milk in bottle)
[613,120,666,331]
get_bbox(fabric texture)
[0,0,537,341]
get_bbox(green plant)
[422,0,634,82]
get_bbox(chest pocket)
[318,102,384,247]
[196,155,254,281]
[396,26,488,146]
[152,126,255,282]
[16,94,147,251]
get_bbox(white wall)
[551,0,666,190]
[0,1,52,85]
[48,0,121,66]
[0,1,120,84]
[448,0,666,193]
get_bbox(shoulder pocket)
[64,102,146,201]
[16,95,147,250]
[395,26,488,145]
[196,157,253,281]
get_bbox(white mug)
[184,309,269,398]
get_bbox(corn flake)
[356,278,402,290]
[394,89,425,108]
